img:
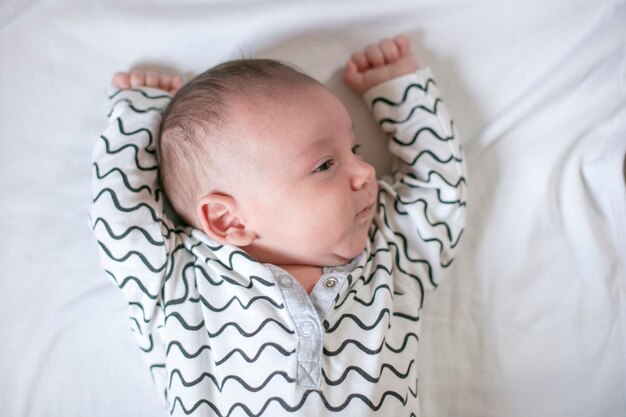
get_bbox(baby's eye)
[314,159,335,173]
[352,144,362,155]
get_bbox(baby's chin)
[327,239,368,266]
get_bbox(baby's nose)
[351,158,376,191]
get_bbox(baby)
[91,36,466,416]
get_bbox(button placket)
[267,265,323,390]
[299,321,314,336]
[324,277,338,288]
[310,271,349,323]
[277,274,293,288]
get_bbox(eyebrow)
[296,137,334,159]
[296,123,355,160]
[296,122,354,158]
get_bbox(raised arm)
[345,37,467,304]
[90,72,183,392]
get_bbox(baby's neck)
[278,264,323,294]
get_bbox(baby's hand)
[112,70,183,94]
[344,35,419,94]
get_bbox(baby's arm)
[346,37,467,304]
[90,71,182,376]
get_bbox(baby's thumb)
[343,60,364,92]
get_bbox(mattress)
[1,0,624,416]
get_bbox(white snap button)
[324,277,338,288]
[277,275,293,288]
[299,321,314,336]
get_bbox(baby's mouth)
[356,201,375,218]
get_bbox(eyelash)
[313,144,361,173]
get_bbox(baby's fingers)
[171,75,183,92]
[111,70,183,93]
[351,52,370,72]
[364,44,385,67]
[145,71,160,88]
[129,70,146,88]
[112,72,130,89]
[393,35,411,56]
[379,39,400,64]
[159,74,173,92]
[343,60,365,93]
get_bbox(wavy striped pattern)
[90,68,465,416]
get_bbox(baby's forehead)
[226,85,351,153]
[239,81,343,113]
[231,81,326,107]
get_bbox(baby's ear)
[196,193,257,247]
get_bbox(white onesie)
[91,68,466,417]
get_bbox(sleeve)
[364,68,467,307]
[89,87,178,401]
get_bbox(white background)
[1,1,624,416]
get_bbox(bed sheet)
[0,0,624,416]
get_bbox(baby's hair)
[159,59,321,227]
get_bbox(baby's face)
[231,84,377,267]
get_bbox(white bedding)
[1,1,624,416]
